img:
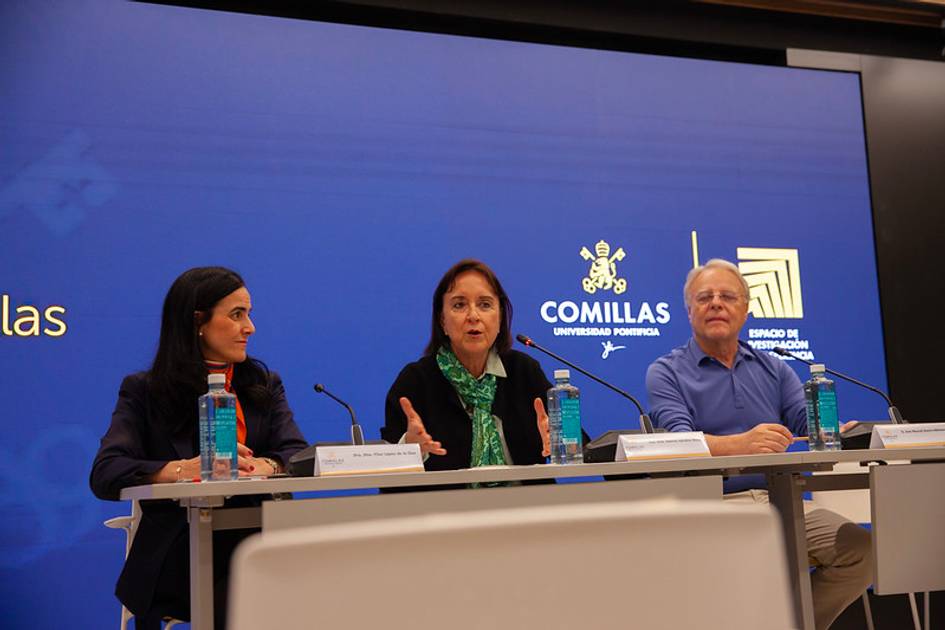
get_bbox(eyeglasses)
[448,299,496,314]
[692,291,743,306]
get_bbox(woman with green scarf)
[382,259,551,472]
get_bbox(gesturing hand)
[534,397,551,457]
[400,397,447,456]
[740,423,794,454]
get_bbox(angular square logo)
[736,247,804,319]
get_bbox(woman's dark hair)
[148,266,270,431]
[423,259,513,357]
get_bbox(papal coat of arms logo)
[580,239,627,294]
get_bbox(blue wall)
[0,1,884,626]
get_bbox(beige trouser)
[725,489,873,630]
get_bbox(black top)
[382,349,551,471]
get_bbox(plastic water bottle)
[198,373,239,480]
[804,364,841,451]
[546,369,583,464]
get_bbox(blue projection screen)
[0,1,885,626]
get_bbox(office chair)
[104,500,183,630]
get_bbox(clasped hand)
[738,420,860,454]
[160,443,276,483]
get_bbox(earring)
[199,331,204,337]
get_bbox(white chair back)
[228,498,796,630]
[104,501,141,630]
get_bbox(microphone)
[516,333,654,433]
[772,347,905,424]
[314,383,365,445]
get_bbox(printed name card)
[615,432,711,462]
[314,443,424,476]
[869,422,945,449]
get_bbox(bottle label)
[817,389,839,432]
[214,404,237,457]
[560,396,581,444]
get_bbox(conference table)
[121,446,945,630]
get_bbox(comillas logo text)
[1,294,67,337]
[538,239,672,346]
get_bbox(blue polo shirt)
[645,338,808,492]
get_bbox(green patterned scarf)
[436,346,506,469]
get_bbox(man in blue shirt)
[646,258,871,630]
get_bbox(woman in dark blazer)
[90,266,307,630]
[382,259,551,471]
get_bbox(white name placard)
[616,432,711,462]
[314,443,424,476]
[869,422,945,449]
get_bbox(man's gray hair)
[683,258,750,308]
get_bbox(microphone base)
[288,440,390,476]
[839,422,884,450]
[889,406,906,425]
[584,429,666,463]
[351,424,365,446]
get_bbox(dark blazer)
[382,350,551,470]
[90,370,307,620]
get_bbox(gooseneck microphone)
[314,383,365,445]
[772,347,905,424]
[517,333,655,433]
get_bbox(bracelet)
[260,457,280,475]
[175,461,184,482]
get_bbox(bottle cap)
[208,373,226,385]
[554,369,570,380]
[809,363,826,375]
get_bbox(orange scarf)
[207,363,247,444]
